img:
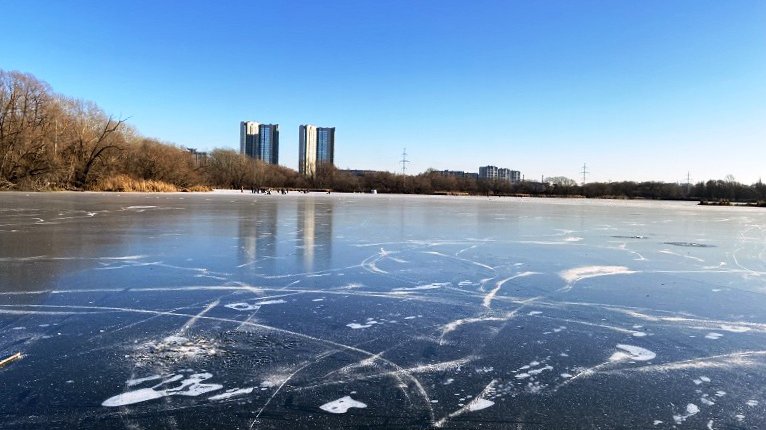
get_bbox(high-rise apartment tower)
[298,125,335,176]
[298,125,317,176]
[240,121,279,165]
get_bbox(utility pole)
[400,148,410,175]
[581,163,589,185]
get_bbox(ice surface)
[2,194,766,428]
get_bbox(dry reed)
[89,175,188,192]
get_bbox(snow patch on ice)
[720,325,750,333]
[563,237,583,242]
[393,283,448,291]
[124,206,157,210]
[347,320,379,329]
[609,344,656,362]
[559,266,635,285]
[673,403,699,425]
[319,396,367,414]
[103,373,223,407]
[467,398,495,411]
[208,387,254,401]
[102,388,164,407]
[705,332,723,340]
[255,299,286,305]
[126,374,162,387]
[225,299,285,311]
[225,303,261,311]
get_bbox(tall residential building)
[316,127,335,166]
[259,124,279,165]
[240,121,279,165]
[240,121,259,157]
[298,125,335,176]
[298,125,317,176]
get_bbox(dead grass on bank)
[89,175,212,192]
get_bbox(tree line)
[1,69,763,203]
[0,70,298,191]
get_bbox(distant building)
[479,165,499,180]
[298,125,317,176]
[186,147,208,167]
[298,125,335,176]
[480,165,521,182]
[437,170,468,178]
[258,124,279,165]
[316,127,335,166]
[240,121,279,165]
[498,168,521,183]
[240,121,259,158]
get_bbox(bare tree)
[58,99,126,187]
[0,71,56,186]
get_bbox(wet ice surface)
[2,192,766,429]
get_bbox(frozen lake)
[1,192,766,428]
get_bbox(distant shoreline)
[2,188,764,208]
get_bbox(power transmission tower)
[581,163,589,185]
[400,148,410,175]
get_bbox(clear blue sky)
[3,1,765,183]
